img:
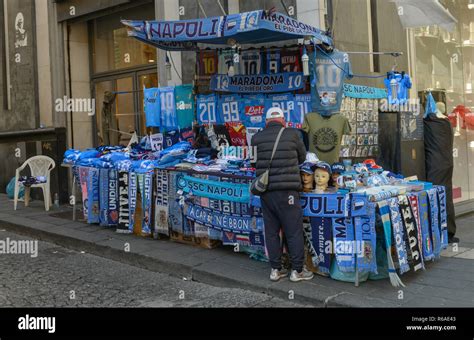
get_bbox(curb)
[0,218,349,307]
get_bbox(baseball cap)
[331,162,345,174]
[314,161,332,175]
[266,107,285,120]
[300,162,316,175]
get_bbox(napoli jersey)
[217,95,242,124]
[159,87,177,129]
[241,95,266,128]
[311,49,353,115]
[281,48,302,73]
[266,93,300,128]
[384,71,412,105]
[240,50,262,75]
[218,49,235,75]
[197,94,218,125]
[294,94,312,127]
[144,88,160,128]
[266,49,281,74]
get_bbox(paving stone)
[441,246,471,258]
[453,249,474,259]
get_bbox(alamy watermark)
[217,146,258,163]
[0,238,38,258]
[379,98,421,116]
[55,96,95,116]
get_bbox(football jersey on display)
[174,84,194,129]
[197,94,218,125]
[311,48,353,115]
[281,48,302,73]
[226,123,247,146]
[159,87,177,129]
[266,93,300,128]
[240,50,262,75]
[144,88,160,128]
[218,49,235,75]
[197,50,218,78]
[217,95,242,125]
[266,49,281,74]
[294,94,312,127]
[164,130,180,148]
[241,95,266,128]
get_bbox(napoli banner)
[178,175,250,203]
[211,73,305,93]
[343,84,388,99]
[301,194,346,218]
[122,10,332,51]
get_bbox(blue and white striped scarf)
[435,186,449,250]
[427,188,441,259]
[388,198,410,274]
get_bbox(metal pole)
[3,0,11,110]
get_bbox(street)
[0,230,303,308]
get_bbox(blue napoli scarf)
[99,169,109,227]
[399,195,424,271]
[301,194,346,217]
[107,170,119,226]
[332,217,355,272]
[435,186,449,250]
[184,201,262,234]
[427,188,442,259]
[354,209,378,274]
[154,169,170,236]
[414,191,434,261]
[388,198,410,274]
[377,200,404,286]
[179,175,250,203]
[128,172,138,234]
[87,168,100,224]
[138,172,153,236]
[117,171,131,234]
[310,217,332,274]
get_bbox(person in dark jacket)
[251,107,313,282]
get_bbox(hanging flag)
[392,0,457,31]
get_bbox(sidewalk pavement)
[0,194,473,307]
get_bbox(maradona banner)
[211,73,305,93]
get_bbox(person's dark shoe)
[448,235,460,244]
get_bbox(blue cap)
[314,161,332,175]
[300,162,316,175]
[331,162,345,174]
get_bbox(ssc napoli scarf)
[303,221,319,268]
[107,170,119,226]
[78,167,89,220]
[99,169,109,227]
[332,217,355,272]
[179,175,250,203]
[128,172,138,234]
[436,186,449,250]
[310,217,332,274]
[87,168,100,224]
[138,172,153,236]
[377,201,404,286]
[184,202,262,234]
[407,194,425,261]
[354,211,378,274]
[155,169,170,236]
[427,188,442,259]
[168,172,184,233]
[414,192,434,261]
[388,198,410,274]
[117,171,131,234]
[398,195,424,271]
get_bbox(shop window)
[91,3,156,74]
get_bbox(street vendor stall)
[61,9,448,287]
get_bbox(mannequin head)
[300,162,316,192]
[313,161,332,193]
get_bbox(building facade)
[0,0,472,213]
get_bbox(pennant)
[154,169,170,236]
[399,195,424,271]
[388,198,410,274]
[332,217,355,272]
[436,186,449,250]
[310,217,332,274]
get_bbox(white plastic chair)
[14,156,56,211]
